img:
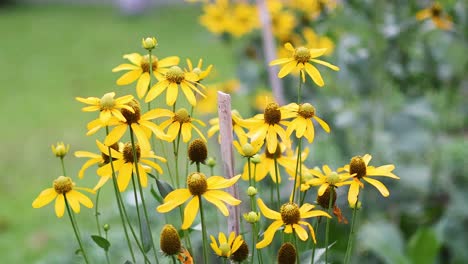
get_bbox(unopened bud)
[349,200,362,210]
[247,186,257,196]
[142,37,157,50]
[251,154,261,164]
[243,211,260,223]
[206,157,216,167]
[103,224,110,231]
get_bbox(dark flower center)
[122,142,140,163]
[141,54,159,73]
[298,103,316,119]
[264,103,281,124]
[350,156,366,179]
[121,99,141,125]
[280,202,300,225]
[187,172,208,196]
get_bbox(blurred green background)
[0,0,467,263]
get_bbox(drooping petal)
[206,174,241,189]
[182,196,200,229]
[158,56,180,67]
[256,220,284,249]
[299,203,315,214]
[304,63,324,87]
[66,191,81,213]
[317,183,330,196]
[104,124,127,146]
[203,193,229,216]
[301,209,331,219]
[157,189,192,213]
[145,80,169,103]
[180,82,197,106]
[266,125,278,154]
[269,57,293,66]
[293,224,309,241]
[363,177,390,197]
[112,63,140,72]
[32,188,57,208]
[278,60,297,78]
[116,69,142,85]
[55,194,65,218]
[136,72,150,99]
[204,190,241,206]
[117,163,133,192]
[310,59,340,71]
[131,124,150,152]
[166,82,179,106]
[348,181,360,206]
[314,116,331,133]
[257,198,281,220]
[181,123,192,142]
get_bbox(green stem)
[173,129,182,188]
[325,187,334,264]
[65,197,90,264]
[274,158,281,208]
[344,200,359,264]
[94,188,102,236]
[104,230,111,264]
[310,218,320,264]
[199,197,209,264]
[291,139,302,203]
[298,73,303,104]
[129,127,159,263]
[131,173,144,240]
[196,162,201,172]
[172,255,177,264]
[179,207,193,255]
[60,157,67,176]
[106,126,136,262]
[294,232,300,264]
[210,166,214,176]
[247,157,252,186]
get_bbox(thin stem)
[196,162,201,172]
[60,157,66,176]
[131,173,144,240]
[298,72,303,104]
[325,187,334,264]
[65,197,90,264]
[294,232,300,264]
[106,126,136,262]
[172,255,177,264]
[129,127,159,263]
[179,207,193,255]
[344,200,359,264]
[94,188,102,236]
[310,218,320,264]
[291,139,302,203]
[274,158,281,208]
[210,166,214,176]
[173,129,182,188]
[104,230,111,264]
[247,157,252,186]
[199,197,209,264]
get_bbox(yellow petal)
[166,122,181,142]
[182,196,199,229]
[117,163,133,192]
[116,69,142,85]
[415,9,431,20]
[304,63,324,87]
[181,123,192,143]
[205,190,241,205]
[269,57,293,66]
[202,193,229,216]
[310,59,340,71]
[266,125,278,154]
[32,188,57,208]
[278,60,297,78]
[257,198,281,220]
[55,194,65,218]
[293,224,308,241]
[104,125,127,146]
[131,124,150,152]
[136,72,150,99]
[206,174,241,189]
[180,82,197,106]
[256,220,283,248]
[284,42,294,51]
[317,183,329,196]
[145,80,169,103]
[348,181,360,206]
[314,116,331,133]
[66,191,81,213]
[363,177,390,197]
[166,82,179,106]
[112,63,140,72]
[123,53,142,65]
[157,189,192,213]
[158,56,180,67]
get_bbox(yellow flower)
[208,110,247,141]
[281,102,330,143]
[228,2,259,37]
[239,102,292,154]
[416,2,453,30]
[270,42,339,86]
[199,0,230,35]
[51,142,70,158]
[157,172,241,229]
[268,0,297,41]
[145,66,205,106]
[112,53,180,99]
[210,232,244,258]
[104,99,167,151]
[32,176,94,218]
[196,87,218,115]
[85,116,121,136]
[185,58,213,82]
[308,165,353,196]
[74,140,121,190]
[97,141,166,192]
[339,154,400,206]
[76,92,134,124]
[252,90,275,112]
[233,135,262,158]
[256,199,330,248]
[303,28,335,56]
[154,108,206,142]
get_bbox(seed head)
[121,99,141,124]
[122,142,140,163]
[350,156,366,179]
[294,46,311,64]
[230,240,249,263]
[264,102,281,124]
[280,202,300,225]
[188,139,208,164]
[166,66,185,84]
[174,108,191,123]
[317,187,337,209]
[53,176,74,194]
[187,172,208,196]
[160,224,181,256]
[265,144,282,159]
[297,103,316,119]
[278,242,297,264]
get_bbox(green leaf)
[141,217,153,253]
[91,235,111,252]
[407,228,440,264]
[156,178,174,198]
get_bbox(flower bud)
[246,186,257,196]
[251,154,261,164]
[51,142,70,158]
[349,200,362,210]
[243,211,260,223]
[103,224,110,231]
[278,242,296,264]
[142,37,157,50]
[242,143,256,157]
[206,157,216,167]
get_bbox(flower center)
[264,144,282,159]
[264,102,281,124]
[317,187,337,209]
[278,242,297,264]
[166,66,185,84]
[122,142,140,163]
[187,172,208,196]
[53,176,74,194]
[160,224,181,256]
[141,54,158,73]
[173,108,191,123]
[280,202,300,225]
[100,92,116,110]
[219,243,231,257]
[230,241,249,262]
[121,99,141,124]
[294,47,311,63]
[350,156,366,179]
[431,4,441,17]
[298,103,315,119]
[101,142,120,164]
[326,171,340,185]
[188,139,208,164]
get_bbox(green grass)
[0,4,234,263]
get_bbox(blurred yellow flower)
[268,0,297,41]
[208,110,247,141]
[76,92,134,124]
[416,2,453,30]
[308,165,353,196]
[281,102,330,143]
[270,42,339,86]
[303,28,335,56]
[339,154,400,206]
[256,199,330,248]
[157,172,241,229]
[145,66,205,107]
[210,232,244,258]
[252,90,275,112]
[154,108,206,142]
[185,58,213,82]
[112,53,180,98]
[32,176,94,218]
[97,142,166,192]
